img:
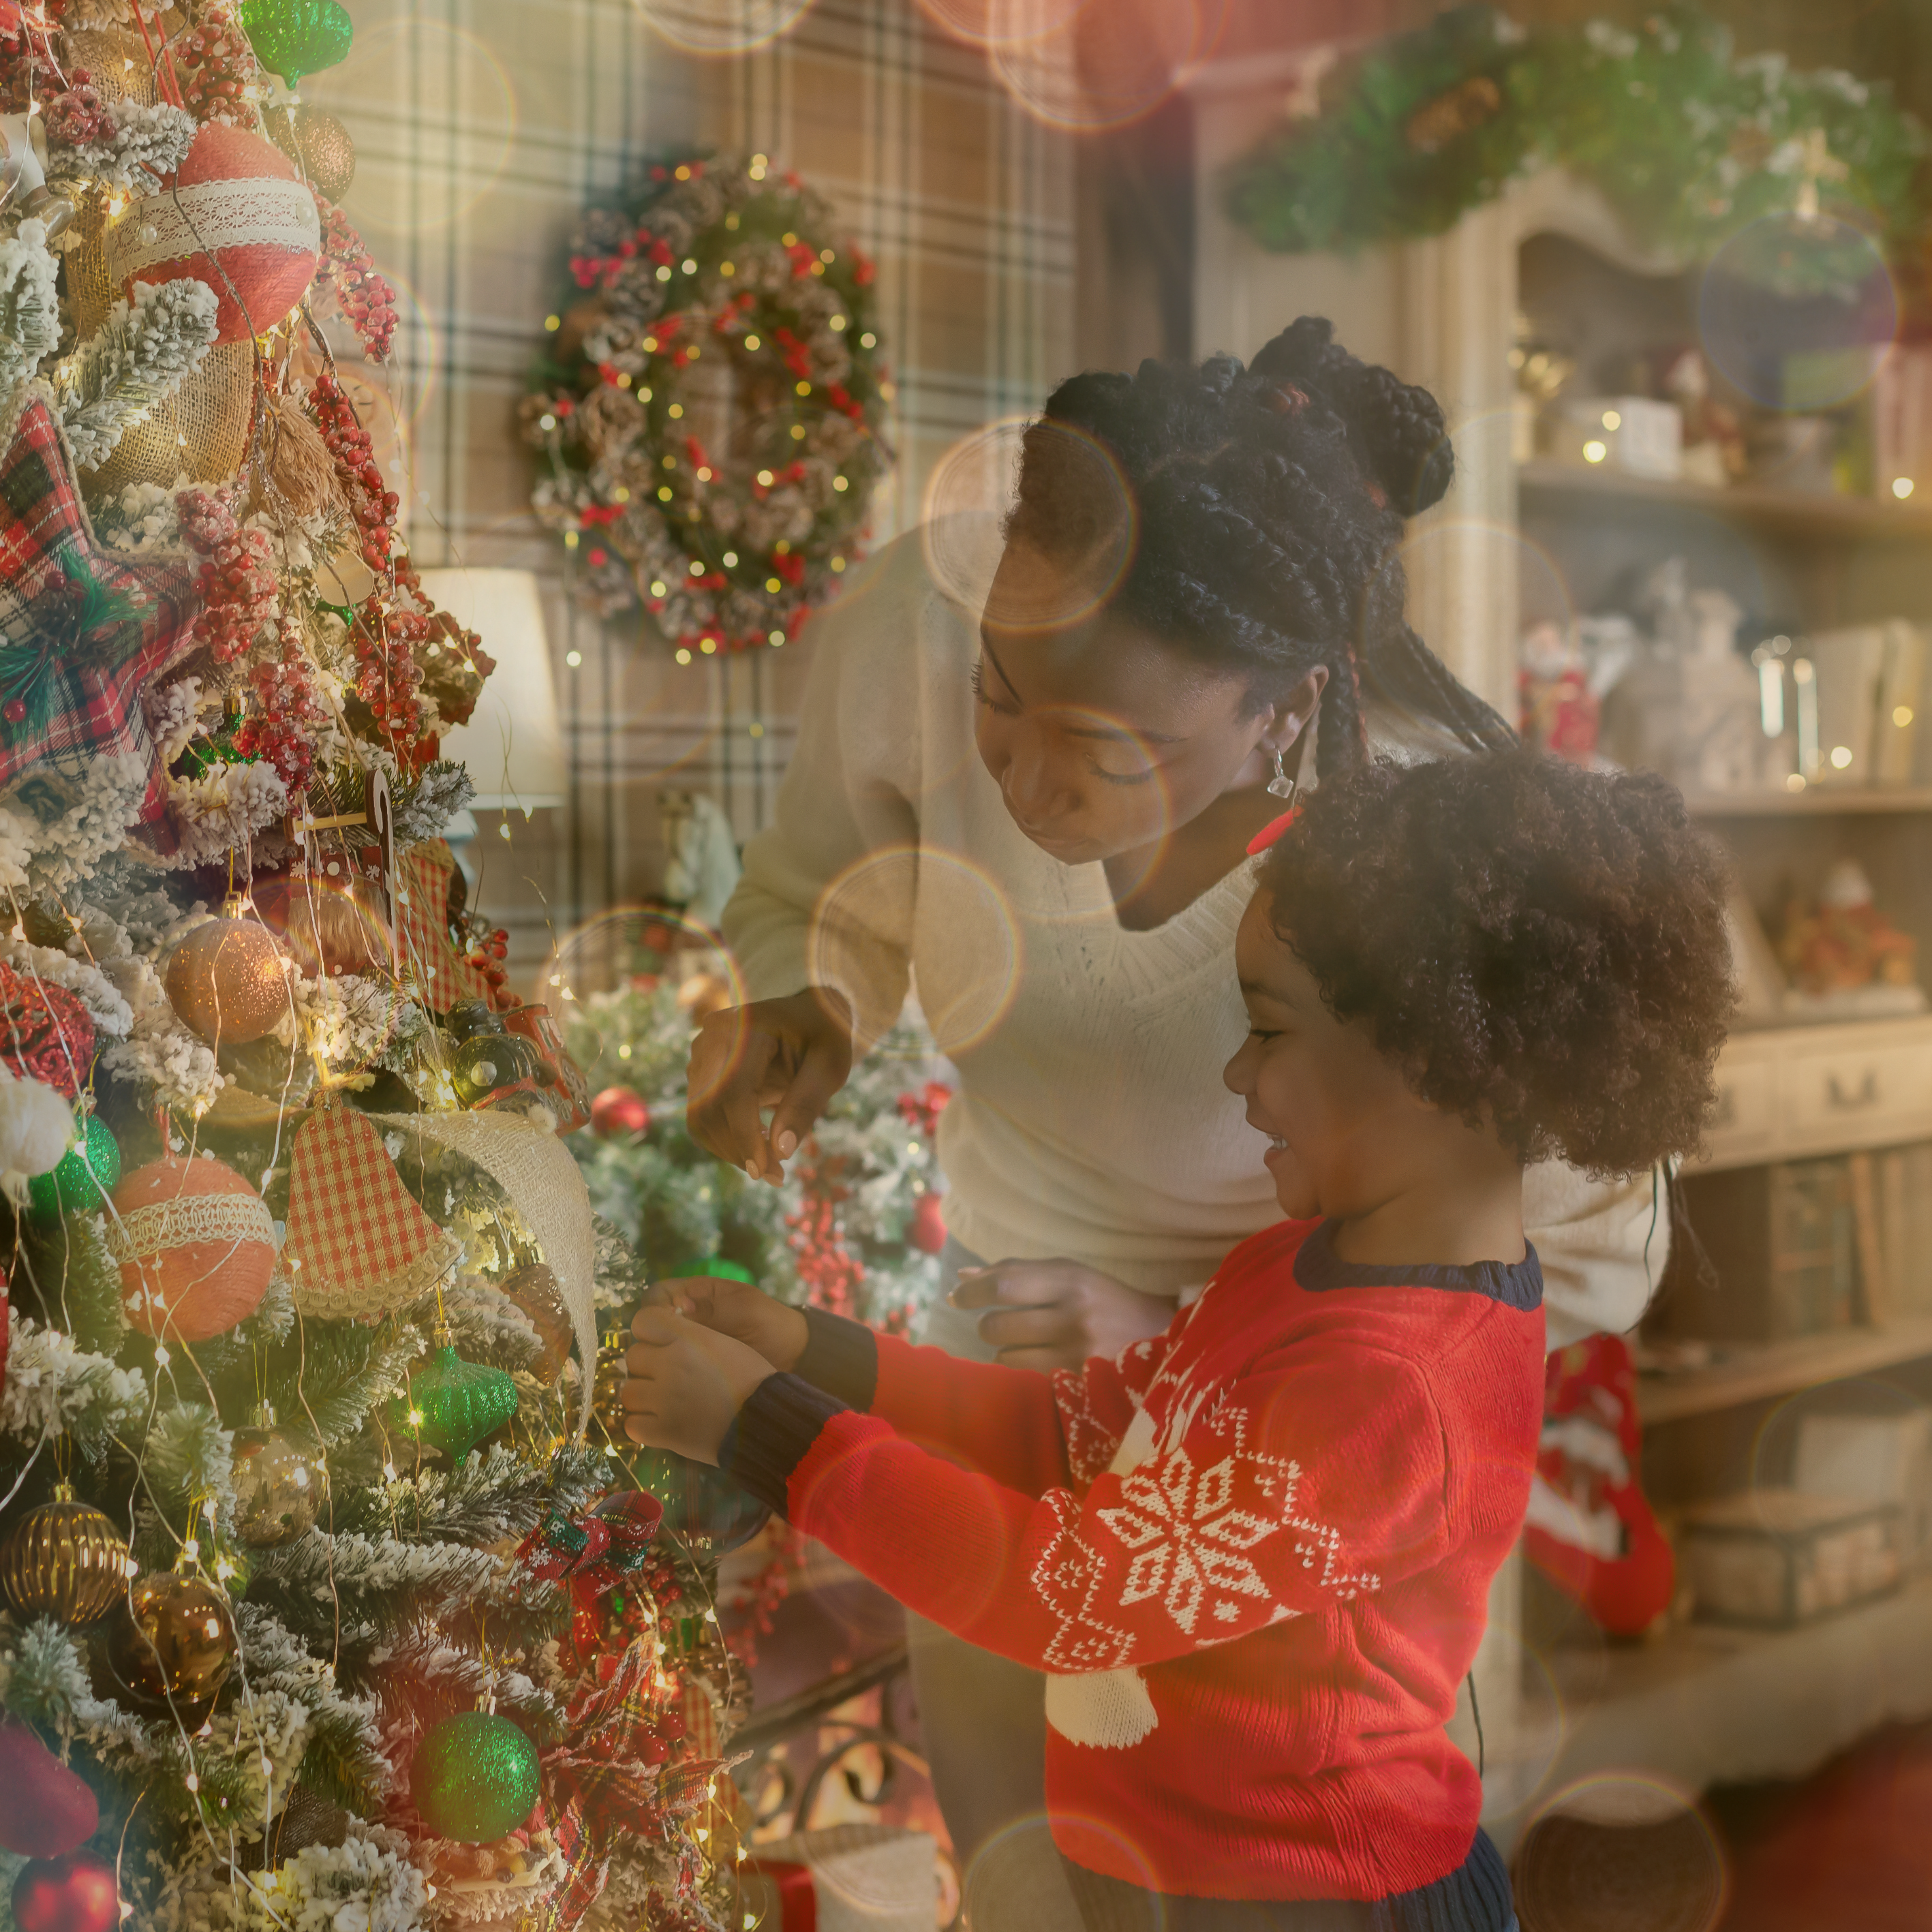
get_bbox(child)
[621,751,1734,1931]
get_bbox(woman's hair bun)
[1251,317,1454,517]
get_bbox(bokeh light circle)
[1698,214,1897,411]
[632,0,815,55]
[307,22,515,238]
[921,414,1029,614]
[992,0,1229,134]
[810,845,1020,1056]
[1515,1770,1729,1932]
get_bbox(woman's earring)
[1267,748,1298,801]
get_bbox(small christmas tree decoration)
[100,1569,237,1719]
[163,911,290,1045]
[239,0,355,89]
[282,1103,462,1321]
[0,1721,100,1859]
[0,962,96,1099]
[9,1850,119,1932]
[1,1483,132,1625]
[395,1343,519,1462]
[230,1422,328,1546]
[109,1153,276,1341]
[502,1262,572,1385]
[410,1711,540,1845]
[106,123,322,346]
[27,1114,121,1223]
[589,1085,649,1139]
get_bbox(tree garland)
[526,151,893,659]
[1226,5,1927,293]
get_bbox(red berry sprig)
[311,194,399,362]
[233,629,330,791]
[174,12,257,126]
[177,486,277,664]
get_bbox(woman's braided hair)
[1007,316,1514,770]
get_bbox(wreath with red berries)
[525,151,893,660]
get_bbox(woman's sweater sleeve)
[719,538,931,1037]
[1525,1160,1666,1349]
[724,1344,1448,1672]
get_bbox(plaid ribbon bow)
[519,1490,664,1655]
[538,1634,733,1930]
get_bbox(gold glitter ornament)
[230,1426,328,1546]
[277,106,357,204]
[99,1571,236,1721]
[1,1484,131,1625]
[163,915,290,1047]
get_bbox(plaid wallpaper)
[307,0,1077,976]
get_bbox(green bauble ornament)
[28,1114,120,1223]
[239,0,353,87]
[624,1447,769,1557]
[669,1255,756,1284]
[393,1345,518,1460]
[410,1711,539,1844]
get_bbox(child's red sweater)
[724,1218,1545,1904]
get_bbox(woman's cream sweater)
[722,530,1663,1345]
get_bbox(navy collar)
[1291,1218,1543,1310]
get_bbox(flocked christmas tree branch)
[55,279,221,472]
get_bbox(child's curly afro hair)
[1259,751,1736,1178]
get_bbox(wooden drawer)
[1782,1039,1932,1148]
[1701,1054,1779,1167]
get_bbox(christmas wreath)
[1227,5,1927,294]
[526,152,893,659]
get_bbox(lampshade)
[415,568,568,810]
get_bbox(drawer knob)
[1827,1069,1880,1110]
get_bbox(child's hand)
[645,1276,810,1370]
[621,1308,777,1465]
[950,1261,1175,1372]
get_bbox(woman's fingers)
[687,1011,782,1176]
[973,1303,1077,1353]
[764,1029,853,1176]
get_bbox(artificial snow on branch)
[157,758,292,872]
[56,279,221,472]
[0,1313,149,1452]
[44,96,199,192]
[0,219,59,403]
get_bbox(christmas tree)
[0,5,759,1929]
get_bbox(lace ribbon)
[107,1189,275,1262]
[108,178,322,280]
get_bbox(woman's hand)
[686,988,855,1184]
[647,1276,810,1373]
[949,1261,1176,1373]
[622,1308,777,1464]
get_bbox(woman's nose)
[1001,735,1073,826]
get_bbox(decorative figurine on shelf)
[1779,859,1925,1017]
[658,789,741,934]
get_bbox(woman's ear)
[1263,664,1329,752]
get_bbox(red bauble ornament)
[107,1154,276,1342]
[909,1191,947,1255]
[10,1852,118,1932]
[0,1723,98,1859]
[106,123,321,345]
[164,916,288,1046]
[0,962,97,1099]
[590,1086,649,1138]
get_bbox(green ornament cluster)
[1225,4,1927,289]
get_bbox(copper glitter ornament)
[164,915,289,1046]
[502,1263,571,1386]
[1,1485,130,1625]
[101,1571,236,1720]
[293,107,356,203]
[231,1426,328,1546]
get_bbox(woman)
[691,319,1662,1923]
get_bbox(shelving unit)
[1638,1317,1932,1425]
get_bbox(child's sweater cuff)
[722,1374,848,1517]
[794,1306,878,1409]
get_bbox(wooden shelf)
[1486,1574,1932,1854]
[1637,1317,1932,1425]
[1516,458,1932,541]
[1681,786,1932,818]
